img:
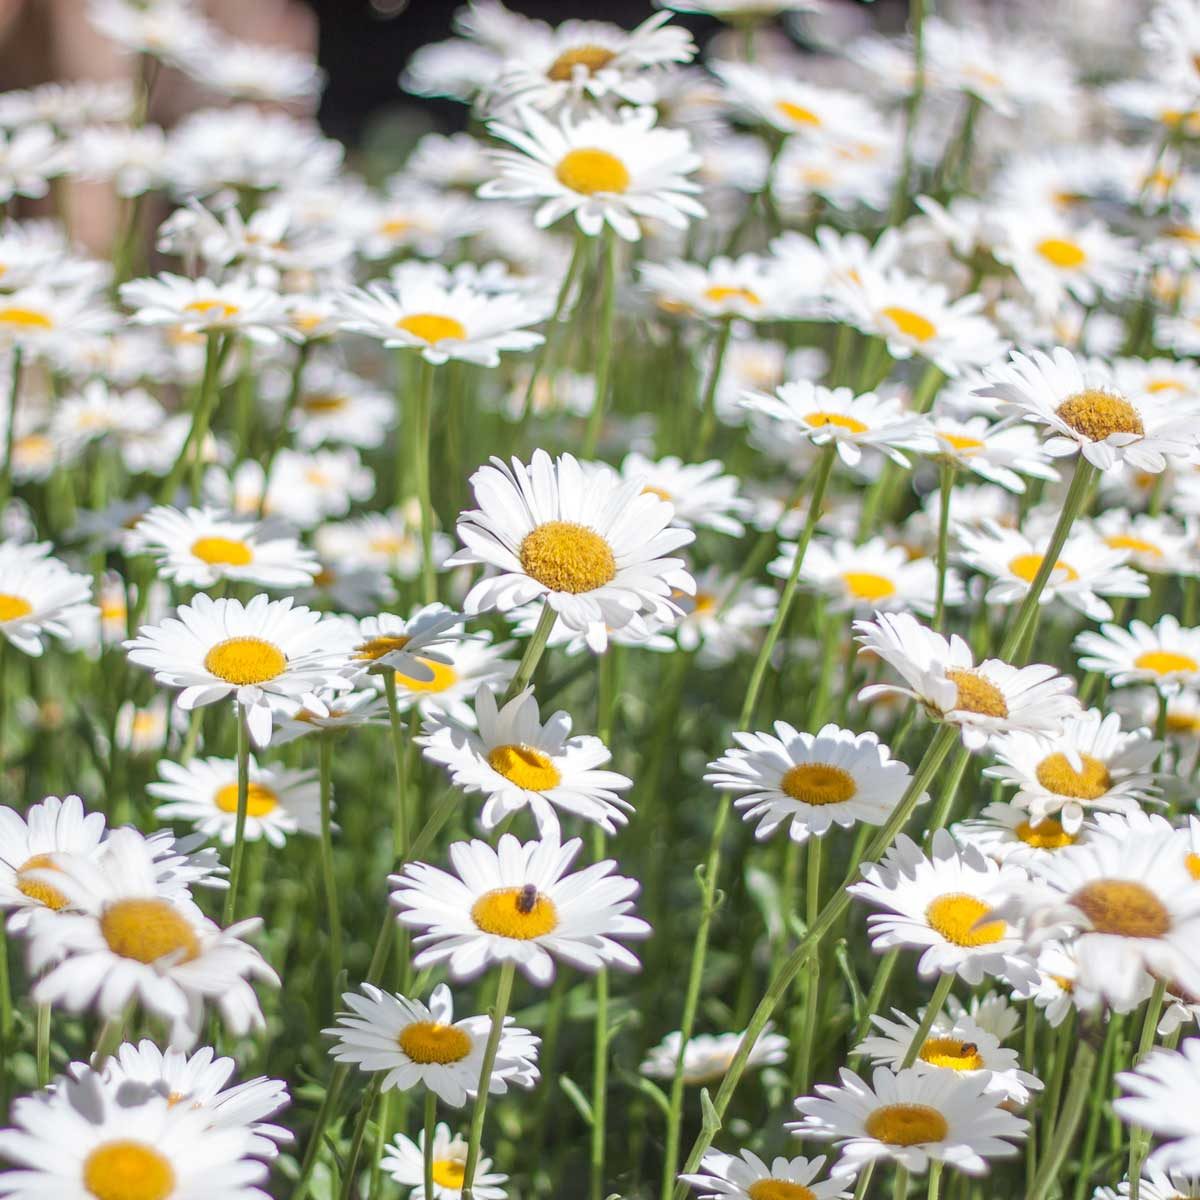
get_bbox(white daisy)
[617,453,749,535]
[390,830,649,986]
[0,540,93,657]
[673,568,774,664]
[325,982,538,1107]
[384,632,517,729]
[1092,509,1197,576]
[679,1150,850,1200]
[711,61,877,140]
[270,688,389,744]
[382,1122,508,1200]
[638,254,793,323]
[1116,1039,1200,1175]
[704,722,920,844]
[120,274,288,345]
[342,605,462,683]
[316,505,451,581]
[640,1025,788,1085]
[1095,1165,1200,1200]
[953,801,1089,867]
[448,450,694,653]
[1009,940,1090,1026]
[926,412,1059,493]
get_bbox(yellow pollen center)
[379,217,412,237]
[703,285,762,306]
[882,306,937,342]
[0,593,32,622]
[779,762,857,806]
[864,1103,950,1146]
[130,712,158,737]
[1135,650,1199,676]
[355,634,411,662]
[1055,390,1144,442]
[82,1140,176,1200]
[1072,879,1170,937]
[945,668,1008,718]
[302,392,348,413]
[487,743,562,790]
[1106,535,1162,557]
[394,659,459,694]
[397,1020,473,1064]
[100,898,199,964]
[1036,237,1088,268]
[939,431,984,454]
[774,100,822,126]
[203,636,286,686]
[396,313,466,344]
[925,892,1006,947]
[471,886,558,939]
[183,298,239,320]
[190,536,253,566]
[747,1183,817,1200]
[214,782,279,817]
[1008,552,1079,584]
[919,1036,985,1070]
[432,1160,467,1189]
[519,520,616,594]
[1015,817,1078,850]
[804,410,868,434]
[16,853,69,910]
[0,306,53,330]
[547,44,617,80]
[368,534,414,556]
[1033,753,1111,800]
[842,571,897,602]
[555,147,631,195]
[1187,852,1200,881]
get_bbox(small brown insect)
[960,1043,978,1057]
[516,884,538,913]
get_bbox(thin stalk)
[502,603,556,703]
[926,1162,943,1200]
[1040,1008,1076,1147]
[339,1074,383,1200]
[423,1089,437,1200]
[91,1000,135,1070]
[520,230,588,421]
[793,834,824,1094]
[413,357,437,603]
[318,735,343,1007]
[1028,1040,1096,1200]
[590,961,610,1200]
[853,1162,876,1200]
[383,674,410,859]
[35,1002,50,1086]
[462,960,516,1200]
[851,947,900,1050]
[291,1068,347,1200]
[894,1165,910,1200]
[221,705,251,926]
[258,339,311,517]
[1129,979,1167,1196]
[933,461,956,630]
[158,331,224,504]
[890,0,928,223]
[692,320,733,459]
[900,971,955,1068]
[582,231,618,459]
[0,346,22,507]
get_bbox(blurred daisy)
[271,688,388,744]
[712,61,876,140]
[148,756,321,848]
[1075,615,1200,694]
[382,1122,508,1200]
[420,686,633,836]
[1116,1039,1200,1175]
[120,273,288,345]
[0,540,93,657]
[1092,510,1196,576]
[953,801,1088,867]
[1094,1166,1200,1200]
[325,982,538,1107]
[386,632,516,728]
[1010,940,1089,1026]
[316,506,451,581]
[342,605,461,682]
[617,452,749,535]
[705,722,919,844]
[674,568,773,664]
[390,830,649,986]
[680,1150,850,1200]
[115,696,177,756]
[926,413,1059,493]
[640,1025,787,1085]
[638,254,791,323]
[449,449,694,653]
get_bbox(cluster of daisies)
[7,0,1200,1198]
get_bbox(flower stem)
[461,960,516,1200]
[900,971,955,1068]
[35,1002,50,1086]
[414,357,437,604]
[520,229,587,422]
[423,1089,437,1200]
[926,1162,943,1200]
[853,1162,876,1200]
[582,230,618,459]
[692,319,732,459]
[338,1073,383,1200]
[0,345,22,508]
[383,674,410,859]
[503,603,557,703]
[933,461,955,630]
[890,0,927,223]
[222,704,251,926]
[1028,1040,1095,1200]
[159,331,224,504]
[291,1067,348,1200]
[258,339,311,518]
[1128,979,1166,1196]
[894,1165,910,1200]
[318,734,343,1009]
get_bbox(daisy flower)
[420,687,633,836]
[640,1025,788,1085]
[953,801,1090,867]
[478,104,705,241]
[674,568,774,664]
[342,605,462,682]
[856,1009,1042,1106]
[638,254,793,323]
[711,61,877,140]
[617,453,749,536]
[282,359,394,450]
[679,1150,850,1200]
[271,688,389,744]
[789,1066,1028,1178]
[1115,1039,1200,1175]
[325,982,539,1107]
[1009,940,1091,1026]
[148,755,321,848]
[130,505,320,590]
[0,124,67,202]
[24,829,277,1046]
[1092,509,1196,576]
[983,708,1159,833]
[1095,1166,1200,1200]
[124,593,354,747]
[0,540,93,657]
[849,830,1038,987]
[382,1122,508,1200]
[0,1069,271,1200]
[385,632,517,728]
[389,830,649,986]
[1075,616,1200,694]
[316,505,451,581]
[119,274,289,345]
[448,450,694,653]
[978,347,1200,473]
[704,722,920,844]
[855,611,1079,751]
[926,413,1059,493]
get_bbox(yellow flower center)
[190,536,253,566]
[397,1020,473,1064]
[774,100,821,126]
[804,410,868,433]
[547,44,617,80]
[642,485,673,502]
[555,147,631,195]
[1033,752,1111,800]
[355,634,411,662]
[214,782,279,817]
[1014,817,1078,850]
[919,1036,985,1070]
[302,392,348,413]
[183,298,239,321]
[748,1183,817,1200]
[432,1160,467,1189]
[1134,650,1199,676]
[394,659,459,694]
[864,1103,949,1146]
[0,593,32,622]
[842,571,897,602]
[396,313,466,344]
[1105,534,1162,558]
[1187,852,1200,881]
[379,217,413,237]
[925,892,1006,947]
[519,520,616,594]
[780,762,857,806]
[938,431,984,454]
[471,886,558,939]
[368,534,414,556]
[1008,553,1079,584]
[16,853,69,910]
[881,305,937,343]
[1036,237,1088,269]
[203,636,287,686]
[130,712,159,737]
[82,1140,176,1200]
[944,668,1008,718]
[1072,879,1170,937]
[100,898,200,964]
[0,306,53,330]
[1055,390,1144,442]
[487,743,562,790]
[703,284,762,306]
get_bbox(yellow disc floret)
[487,744,562,791]
[919,1037,985,1071]
[548,45,617,80]
[864,1103,949,1146]
[519,520,617,594]
[471,886,558,939]
[100,898,200,965]
[190,536,253,567]
[1034,752,1111,800]
[214,782,279,817]
[83,1140,176,1200]
[1072,879,1170,937]
[203,636,287,686]
[555,148,631,195]
[780,763,857,806]
[0,593,32,622]
[945,669,1009,719]
[16,853,69,910]
[396,313,466,344]
[397,1020,473,1064]
[925,892,1006,947]
[1055,390,1144,442]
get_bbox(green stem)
[383,675,410,859]
[414,357,437,604]
[158,332,224,504]
[692,320,733,459]
[423,1089,437,1200]
[590,963,610,1200]
[91,1000,135,1070]
[582,231,618,459]
[222,705,251,926]
[502,603,557,703]
[520,230,587,422]
[926,1162,942,1200]
[1128,979,1167,1196]
[894,1165,910,1200]
[0,345,22,507]
[890,0,927,223]
[318,735,343,1008]
[1028,1040,1095,1200]
[1040,1008,1076,1147]
[853,1162,876,1200]
[35,1002,50,1086]
[462,961,516,1200]
[933,462,955,630]
[793,834,824,1095]
[258,340,311,517]
[900,971,955,1067]
[291,1068,347,1200]
[339,1074,383,1200]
